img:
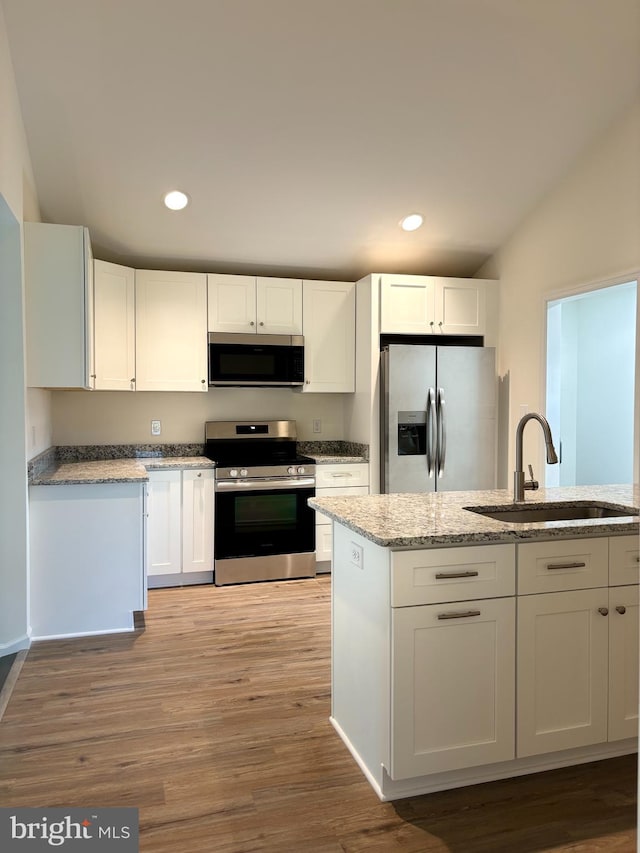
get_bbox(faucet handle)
[524,464,539,491]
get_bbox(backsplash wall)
[51,388,348,445]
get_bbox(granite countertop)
[30,456,215,485]
[308,485,640,548]
[307,454,368,464]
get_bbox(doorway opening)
[545,279,637,486]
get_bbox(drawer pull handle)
[437,609,481,620]
[616,605,627,615]
[435,570,480,579]
[546,561,586,570]
[598,607,609,616]
[330,472,353,478]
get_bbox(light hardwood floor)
[0,576,636,852]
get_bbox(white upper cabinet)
[208,273,303,334]
[380,274,492,336]
[301,280,355,392]
[256,277,303,334]
[24,222,95,389]
[93,260,136,391]
[380,275,435,334]
[207,274,256,332]
[135,270,208,392]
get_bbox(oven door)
[214,480,315,561]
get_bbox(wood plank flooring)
[0,576,636,852]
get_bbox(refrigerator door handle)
[426,387,436,476]
[437,387,446,476]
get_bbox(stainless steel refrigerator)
[381,345,496,493]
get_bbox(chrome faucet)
[514,412,558,502]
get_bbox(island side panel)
[331,522,391,791]
[29,483,146,639]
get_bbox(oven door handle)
[215,477,316,492]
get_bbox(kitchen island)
[309,485,640,801]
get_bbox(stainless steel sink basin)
[464,502,639,523]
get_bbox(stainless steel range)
[204,420,316,586]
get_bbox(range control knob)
[287,466,296,475]
[297,466,306,474]
[240,468,248,477]
[229,469,239,478]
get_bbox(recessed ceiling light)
[400,213,423,232]
[164,190,189,211]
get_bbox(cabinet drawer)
[609,535,640,586]
[517,538,608,595]
[391,544,515,607]
[315,463,369,488]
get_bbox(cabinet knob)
[259,321,264,326]
[90,373,97,379]
[131,378,135,383]
[598,607,609,616]
[197,472,202,477]
[201,379,206,384]
[249,321,255,326]
[616,605,627,615]
[305,379,311,384]
[438,321,443,328]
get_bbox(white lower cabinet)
[608,584,639,741]
[517,588,609,757]
[314,462,369,570]
[392,596,516,778]
[517,537,639,758]
[147,469,214,586]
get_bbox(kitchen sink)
[464,502,639,524]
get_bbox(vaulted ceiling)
[3,0,639,280]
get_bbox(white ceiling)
[3,0,639,280]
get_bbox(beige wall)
[479,97,640,486]
[52,388,348,445]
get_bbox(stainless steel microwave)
[208,332,305,387]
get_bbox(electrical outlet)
[350,542,363,569]
[519,404,529,417]
[151,420,161,436]
[313,418,322,434]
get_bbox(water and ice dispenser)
[397,411,427,456]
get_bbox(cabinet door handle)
[616,605,627,615]
[598,607,609,616]
[435,570,479,579]
[437,609,481,620]
[546,561,586,570]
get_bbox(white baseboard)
[0,634,31,656]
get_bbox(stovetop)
[204,421,312,463]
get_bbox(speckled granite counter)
[306,453,368,464]
[30,456,215,485]
[309,484,640,547]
